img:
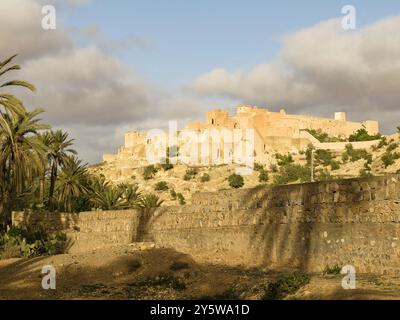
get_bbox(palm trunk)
[49,161,58,208]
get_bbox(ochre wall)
[13,175,400,274]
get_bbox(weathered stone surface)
[12,174,400,274]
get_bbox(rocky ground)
[0,246,400,300]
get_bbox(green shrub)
[275,153,294,166]
[381,152,400,168]
[200,173,210,182]
[143,165,158,180]
[375,137,388,149]
[269,164,278,173]
[315,149,334,167]
[306,129,344,143]
[273,164,311,185]
[387,143,399,153]
[154,181,169,191]
[254,162,265,172]
[170,189,177,200]
[258,169,269,182]
[349,128,381,142]
[183,168,198,180]
[330,160,340,171]
[342,144,371,162]
[0,226,67,259]
[316,169,334,181]
[262,273,310,300]
[323,264,342,275]
[228,174,244,189]
[177,193,186,205]
[138,194,164,208]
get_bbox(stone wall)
[13,174,400,274]
[12,210,139,253]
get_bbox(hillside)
[89,133,400,206]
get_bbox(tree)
[47,130,76,207]
[138,194,164,209]
[0,108,49,223]
[91,187,126,211]
[0,54,40,225]
[0,54,35,116]
[56,156,89,212]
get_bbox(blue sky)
[3,0,400,162]
[65,0,400,89]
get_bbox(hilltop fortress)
[103,105,379,167]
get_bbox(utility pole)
[310,148,315,182]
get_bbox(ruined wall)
[13,175,400,274]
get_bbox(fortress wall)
[13,175,400,274]
[284,115,367,136]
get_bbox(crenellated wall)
[13,174,400,274]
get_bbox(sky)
[1,0,400,163]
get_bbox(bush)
[262,273,310,300]
[269,164,278,173]
[254,162,265,172]
[381,152,400,168]
[273,164,311,185]
[275,153,294,166]
[200,173,210,182]
[375,137,388,149]
[306,129,344,143]
[154,181,169,191]
[258,169,269,182]
[143,165,158,180]
[349,128,381,142]
[177,193,186,205]
[330,160,340,171]
[138,194,164,208]
[342,144,371,163]
[183,168,198,181]
[0,226,67,259]
[316,169,334,182]
[387,143,399,153]
[228,174,244,189]
[170,189,177,200]
[315,149,334,167]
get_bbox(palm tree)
[56,156,89,212]
[117,183,141,208]
[37,131,53,203]
[0,109,49,224]
[91,187,127,211]
[47,130,77,207]
[138,194,164,209]
[0,54,39,225]
[0,54,35,116]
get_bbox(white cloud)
[0,0,209,163]
[192,17,400,133]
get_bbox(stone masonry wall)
[12,174,400,274]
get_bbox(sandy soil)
[0,246,399,300]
